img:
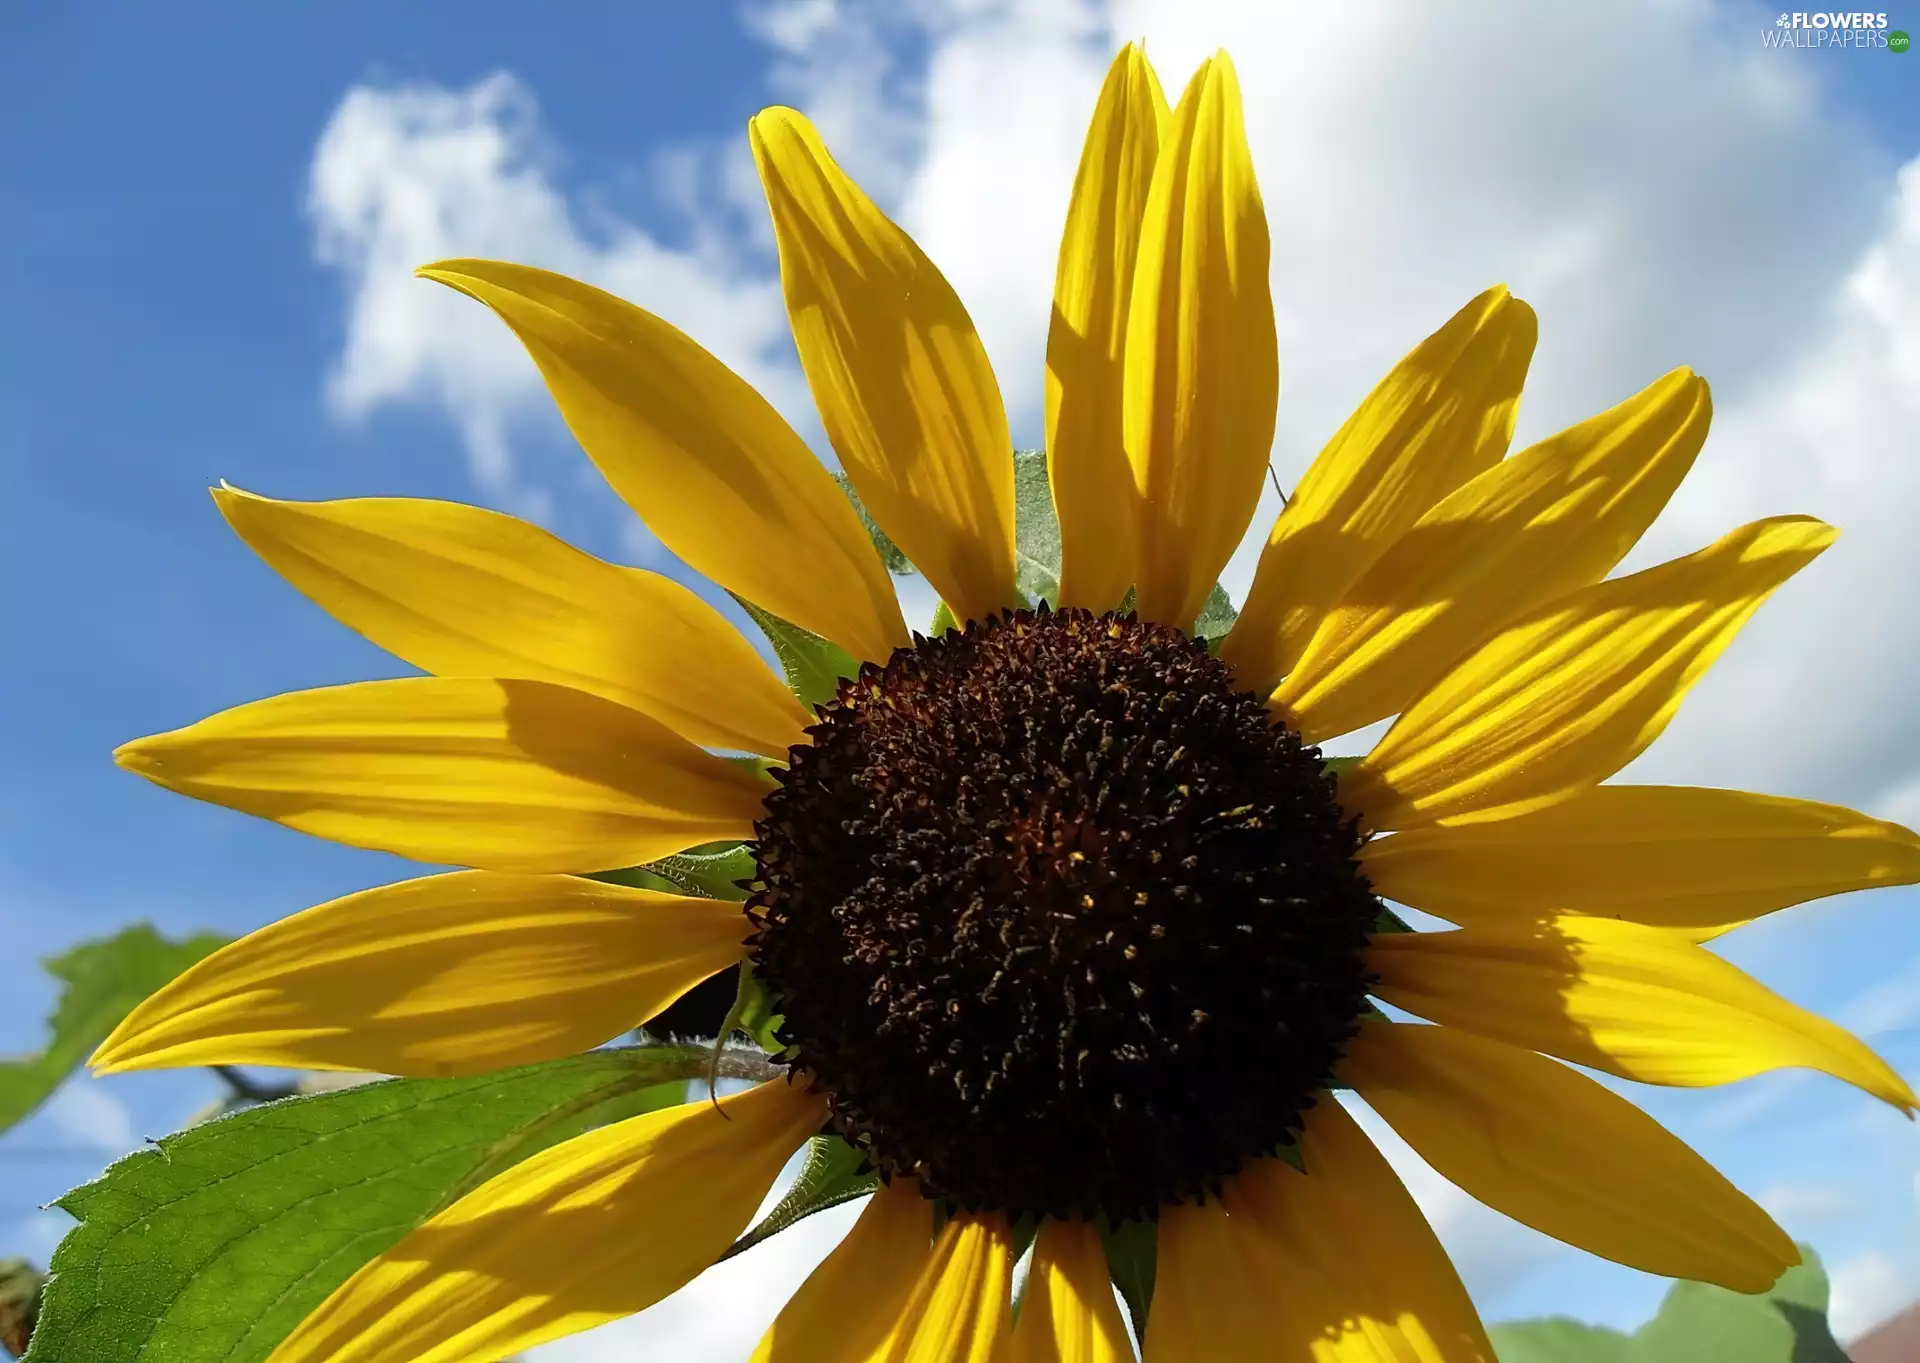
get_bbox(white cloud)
[39,1075,135,1152]
[888,0,1110,426]
[308,73,802,537]
[1624,158,1920,808]
[4,1211,73,1267]
[742,0,929,207]
[1838,950,1920,1038]
[758,0,1920,811]
[855,0,1891,542]
[305,3,1920,814]
[1757,1180,1859,1226]
[1827,1250,1915,1343]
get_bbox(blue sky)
[3,1,1919,1356]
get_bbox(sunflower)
[95,42,1918,1363]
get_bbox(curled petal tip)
[413,260,488,289]
[112,739,154,774]
[747,105,806,139]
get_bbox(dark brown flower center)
[746,605,1378,1221]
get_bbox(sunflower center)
[746,605,1379,1221]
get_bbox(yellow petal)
[417,259,908,664]
[753,1181,936,1363]
[1123,52,1277,630]
[91,871,748,1077]
[1340,1021,1798,1291]
[1046,42,1169,614]
[1219,1100,1498,1363]
[114,678,768,873]
[1009,1218,1132,1363]
[1368,917,1917,1111]
[1361,784,1920,940]
[1221,286,1536,693]
[1342,516,1836,830]
[1141,1199,1268,1362]
[749,108,1016,626]
[214,487,810,759]
[1276,369,1709,743]
[270,1079,827,1363]
[881,1211,1016,1363]
[1146,1100,1495,1362]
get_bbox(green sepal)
[1193,582,1239,645]
[22,1047,709,1363]
[1491,1320,1642,1363]
[723,754,781,781]
[1012,449,1062,607]
[622,841,758,902]
[1373,905,1412,935]
[1488,1245,1849,1363]
[587,864,681,894]
[733,960,784,1053]
[1100,1217,1157,1344]
[719,1133,878,1261]
[706,958,783,1062]
[831,452,1063,612]
[832,472,912,575]
[1006,1214,1043,1322]
[930,600,960,637]
[733,593,858,711]
[2,925,228,1136]
[843,448,1064,623]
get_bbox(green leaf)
[733,593,859,711]
[1193,582,1239,642]
[2,925,228,1135]
[1012,449,1062,607]
[1100,1218,1156,1344]
[1490,1319,1641,1363]
[1633,1251,1849,1363]
[720,1134,876,1261]
[1490,1245,1849,1363]
[832,471,913,575]
[24,1047,709,1363]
